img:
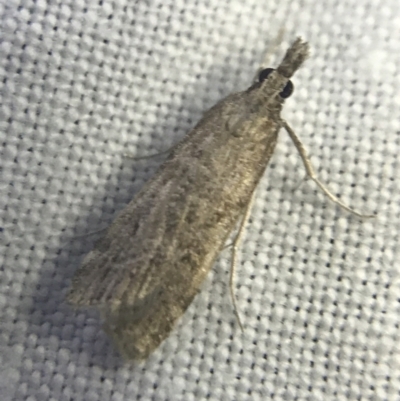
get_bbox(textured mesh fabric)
[1,1,399,400]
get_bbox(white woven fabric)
[1,0,399,400]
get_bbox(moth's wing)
[67,91,265,359]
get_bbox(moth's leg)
[229,189,257,332]
[253,27,285,82]
[283,120,375,218]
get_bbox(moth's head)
[257,67,294,100]
[252,38,309,108]
[251,66,295,111]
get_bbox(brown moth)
[67,38,370,359]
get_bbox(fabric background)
[1,1,399,400]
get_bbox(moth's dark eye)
[258,68,274,82]
[280,80,294,99]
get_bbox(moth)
[67,38,370,359]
